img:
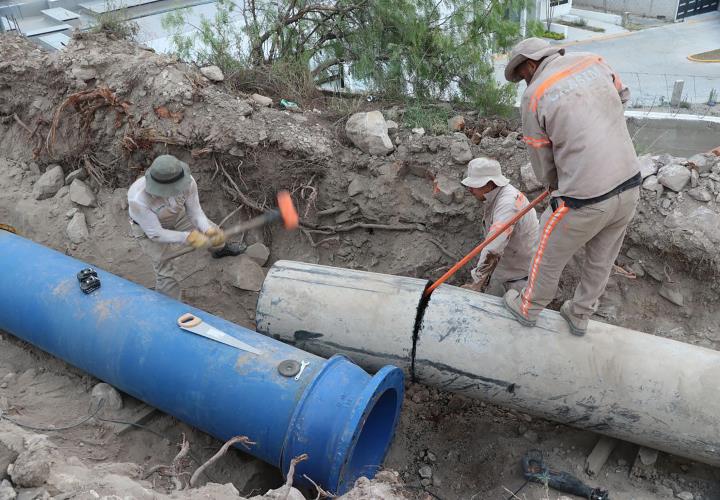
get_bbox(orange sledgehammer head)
[276,190,299,230]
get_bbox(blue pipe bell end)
[282,354,404,495]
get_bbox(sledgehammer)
[166,190,299,261]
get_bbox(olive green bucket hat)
[144,155,192,197]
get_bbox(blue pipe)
[0,231,404,494]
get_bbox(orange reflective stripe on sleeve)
[530,56,602,112]
[613,73,624,92]
[514,192,527,210]
[489,222,514,238]
[520,203,569,317]
[523,136,551,149]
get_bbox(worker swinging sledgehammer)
[128,154,246,300]
[501,38,642,336]
[460,158,539,297]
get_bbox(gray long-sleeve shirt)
[128,176,213,244]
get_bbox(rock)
[656,153,674,166]
[347,177,366,197]
[642,175,663,197]
[65,208,78,220]
[638,155,658,178]
[690,169,699,188]
[245,242,270,266]
[15,488,49,500]
[0,442,18,481]
[450,140,472,164]
[385,120,399,132]
[659,283,684,307]
[11,436,55,488]
[69,180,97,207]
[502,132,520,148]
[71,65,97,81]
[32,165,64,200]
[0,480,15,500]
[64,168,86,185]
[411,128,425,136]
[91,383,123,411]
[225,256,265,292]
[687,187,712,202]
[521,162,543,191]
[200,65,224,82]
[655,485,674,498]
[65,212,89,244]
[657,164,691,192]
[677,493,694,500]
[629,262,645,278]
[688,154,712,173]
[448,115,465,132]
[251,93,272,106]
[418,466,432,479]
[426,451,437,462]
[420,478,431,487]
[433,174,462,205]
[345,111,394,156]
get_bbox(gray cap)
[144,155,191,197]
[461,158,509,189]
[504,37,565,83]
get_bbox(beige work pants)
[130,214,192,301]
[519,187,639,321]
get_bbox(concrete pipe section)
[257,260,720,467]
[0,231,404,495]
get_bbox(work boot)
[503,289,536,327]
[211,241,247,259]
[560,301,588,336]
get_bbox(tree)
[545,0,555,32]
[162,0,528,114]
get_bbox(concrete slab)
[23,22,72,36]
[36,31,71,49]
[41,7,79,21]
[78,0,162,14]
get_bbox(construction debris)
[32,165,64,200]
[345,111,395,156]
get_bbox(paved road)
[562,12,720,105]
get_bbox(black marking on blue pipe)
[409,281,433,383]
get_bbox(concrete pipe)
[256,260,720,467]
[0,232,405,494]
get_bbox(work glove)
[186,230,209,249]
[461,281,486,293]
[205,227,226,248]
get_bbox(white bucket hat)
[504,37,565,83]
[461,158,509,189]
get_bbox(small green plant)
[679,100,691,109]
[555,19,605,32]
[93,0,138,40]
[527,20,565,40]
[708,88,717,106]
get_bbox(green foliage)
[162,0,528,112]
[93,0,138,40]
[402,104,451,135]
[527,20,565,40]
[708,88,717,105]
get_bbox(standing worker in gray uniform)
[502,38,641,336]
[128,154,245,300]
[461,158,539,297]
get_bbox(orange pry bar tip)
[277,190,299,230]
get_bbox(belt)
[553,172,641,210]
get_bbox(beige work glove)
[186,230,209,249]
[205,227,226,248]
[465,252,501,293]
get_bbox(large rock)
[32,165,64,200]
[0,479,15,500]
[65,212,89,244]
[657,164,691,192]
[521,162,543,192]
[200,65,224,82]
[642,175,664,196]
[0,442,18,480]
[69,180,97,207]
[638,155,658,179]
[450,140,472,164]
[432,173,462,205]
[10,436,55,488]
[345,111,394,156]
[91,383,123,411]
[245,242,270,266]
[687,187,712,202]
[224,256,265,292]
[64,168,86,185]
[687,153,712,174]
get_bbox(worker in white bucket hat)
[461,158,539,296]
